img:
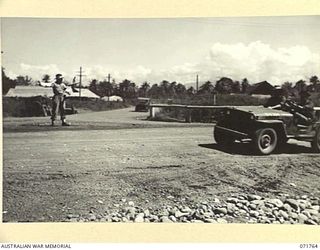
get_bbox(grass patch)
[148,94,267,123]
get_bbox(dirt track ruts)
[3,107,320,222]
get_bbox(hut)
[249,81,274,98]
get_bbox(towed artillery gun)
[214,105,320,155]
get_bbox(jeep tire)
[253,128,278,155]
[311,128,320,153]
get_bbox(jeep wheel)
[253,128,278,155]
[214,126,234,146]
[311,128,320,153]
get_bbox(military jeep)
[135,97,151,112]
[214,106,320,155]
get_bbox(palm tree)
[100,80,114,97]
[159,80,170,97]
[2,67,16,95]
[168,81,177,97]
[119,79,136,99]
[42,74,50,83]
[175,83,187,97]
[139,82,150,97]
[187,86,195,96]
[147,84,158,98]
[310,75,320,92]
[294,80,307,93]
[215,77,233,94]
[241,78,250,93]
[198,81,214,94]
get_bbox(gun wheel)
[311,128,320,153]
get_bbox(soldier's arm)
[268,104,281,109]
[305,100,314,110]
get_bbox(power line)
[196,74,199,93]
[75,66,87,98]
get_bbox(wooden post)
[185,108,191,123]
[150,106,153,118]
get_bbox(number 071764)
[300,244,318,248]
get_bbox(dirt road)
[3,108,320,222]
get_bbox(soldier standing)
[299,90,315,121]
[51,74,70,126]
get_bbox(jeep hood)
[229,106,293,117]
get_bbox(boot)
[62,119,71,126]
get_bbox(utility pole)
[107,73,111,101]
[196,74,199,93]
[76,66,86,98]
[79,67,82,98]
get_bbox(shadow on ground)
[3,120,212,133]
[199,141,314,155]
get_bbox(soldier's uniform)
[264,87,286,109]
[299,91,315,121]
[51,74,70,126]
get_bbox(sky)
[1,16,320,87]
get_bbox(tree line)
[88,76,320,100]
[2,67,320,99]
[88,77,249,99]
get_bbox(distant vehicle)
[214,105,320,155]
[135,97,150,112]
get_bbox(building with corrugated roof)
[5,86,100,98]
[249,81,274,96]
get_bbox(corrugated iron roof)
[5,86,100,98]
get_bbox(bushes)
[2,96,129,117]
[2,96,51,117]
[215,94,267,106]
[150,107,223,123]
[149,107,187,122]
[149,94,267,123]
[150,94,267,106]
[65,97,129,112]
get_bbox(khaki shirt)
[52,82,67,96]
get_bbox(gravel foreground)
[66,193,320,224]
